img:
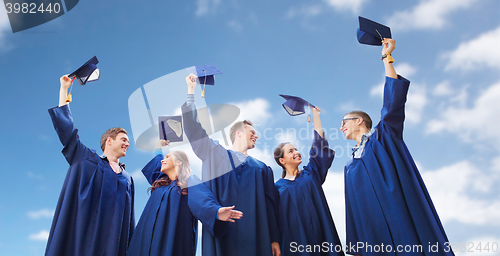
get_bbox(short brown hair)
[100,127,127,151]
[346,111,372,130]
[229,120,253,143]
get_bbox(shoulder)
[275,179,291,192]
[247,156,271,170]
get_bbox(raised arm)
[49,75,92,165]
[379,39,411,137]
[181,74,228,180]
[58,75,72,107]
[305,130,335,185]
[142,140,170,185]
[311,106,323,138]
[382,38,397,79]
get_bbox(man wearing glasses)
[341,39,453,256]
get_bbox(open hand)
[218,206,243,222]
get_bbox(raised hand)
[186,73,197,94]
[382,38,396,56]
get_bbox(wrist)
[381,53,395,63]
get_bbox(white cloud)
[286,4,323,19]
[323,0,367,14]
[433,80,454,96]
[27,209,54,219]
[323,171,346,243]
[131,169,148,184]
[27,171,44,180]
[370,63,424,123]
[336,101,358,114]
[443,26,500,71]
[227,20,243,33]
[426,82,500,149]
[195,0,221,16]
[229,98,272,127]
[387,0,478,31]
[29,230,50,241]
[421,160,500,226]
[405,85,427,123]
[370,62,417,98]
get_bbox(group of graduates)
[45,38,454,256]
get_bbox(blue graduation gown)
[182,102,280,256]
[344,76,453,255]
[126,154,198,256]
[46,105,135,256]
[275,131,344,256]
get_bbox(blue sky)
[0,0,499,255]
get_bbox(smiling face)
[160,153,176,175]
[279,143,302,167]
[340,115,361,141]
[243,124,258,149]
[107,132,129,158]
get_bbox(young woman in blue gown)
[274,106,344,256]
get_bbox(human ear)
[279,158,286,166]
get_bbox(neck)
[354,129,370,146]
[284,166,299,180]
[166,169,177,181]
[231,141,249,155]
[104,151,120,163]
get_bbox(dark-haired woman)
[127,141,241,256]
[274,107,344,256]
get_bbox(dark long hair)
[274,142,301,179]
[148,151,191,195]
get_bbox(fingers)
[186,73,197,83]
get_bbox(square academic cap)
[357,16,391,46]
[68,56,100,85]
[279,94,316,116]
[195,64,222,85]
[158,115,183,142]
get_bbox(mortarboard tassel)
[65,93,72,103]
[65,77,76,103]
[308,114,311,122]
[201,70,207,98]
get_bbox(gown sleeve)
[303,130,335,185]
[181,101,228,179]
[141,154,165,185]
[379,75,411,138]
[48,104,93,165]
[187,175,227,238]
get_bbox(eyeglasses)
[341,117,359,128]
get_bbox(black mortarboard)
[357,16,391,46]
[279,94,316,116]
[68,56,100,85]
[158,115,183,142]
[193,64,222,98]
[195,64,222,85]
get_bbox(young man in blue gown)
[182,74,281,256]
[342,39,454,256]
[46,75,135,256]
